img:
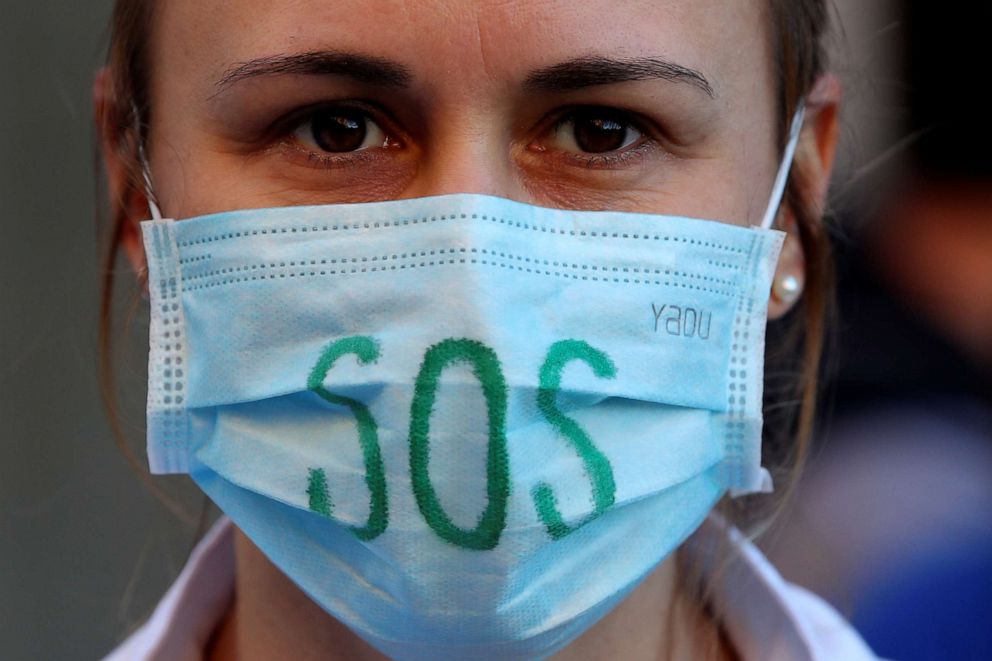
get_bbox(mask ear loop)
[138,142,163,221]
[132,102,163,221]
[758,103,806,230]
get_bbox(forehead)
[155,0,770,101]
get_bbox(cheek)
[691,121,782,227]
[522,160,764,225]
[151,136,420,219]
[517,141,771,225]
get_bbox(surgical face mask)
[140,108,804,660]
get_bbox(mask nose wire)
[758,103,806,231]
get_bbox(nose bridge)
[403,108,523,200]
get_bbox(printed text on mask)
[305,336,618,550]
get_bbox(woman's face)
[145,0,782,226]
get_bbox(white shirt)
[105,517,877,660]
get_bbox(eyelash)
[277,103,659,170]
[271,100,400,170]
[534,105,658,169]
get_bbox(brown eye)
[552,109,643,154]
[293,107,387,153]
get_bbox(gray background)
[0,2,206,659]
[0,2,899,659]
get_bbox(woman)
[98,0,873,658]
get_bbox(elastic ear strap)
[759,103,807,230]
[138,140,163,221]
[132,102,163,221]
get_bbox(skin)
[98,0,841,658]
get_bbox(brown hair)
[97,0,833,536]
[762,0,833,520]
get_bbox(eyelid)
[528,105,664,168]
[269,99,403,146]
[537,105,657,139]
[268,100,406,170]
[293,110,387,153]
[553,112,644,154]
[274,137,398,171]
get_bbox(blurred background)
[0,1,988,659]
[762,4,992,660]
[0,2,208,659]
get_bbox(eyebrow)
[216,51,413,91]
[215,51,713,99]
[524,56,714,97]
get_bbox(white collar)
[105,516,875,660]
[687,515,877,660]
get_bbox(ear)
[768,73,842,320]
[94,66,149,278]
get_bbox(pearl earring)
[772,273,802,305]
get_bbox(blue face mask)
[140,108,803,660]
